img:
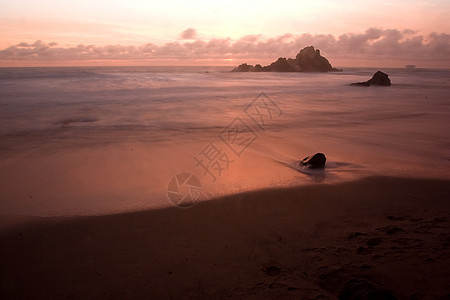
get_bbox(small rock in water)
[350,71,391,86]
[300,153,326,169]
[368,71,391,86]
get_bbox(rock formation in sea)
[232,46,341,72]
[350,71,392,86]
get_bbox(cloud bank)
[1,28,449,67]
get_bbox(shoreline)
[1,173,449,220]
[1,175,449,298]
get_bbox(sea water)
[0,66,449,216]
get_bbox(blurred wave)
[0,66,449,216]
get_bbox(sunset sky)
[0,0,449,67]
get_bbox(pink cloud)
[1,28,449,67]
[180,28,197,40]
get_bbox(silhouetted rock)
[232,46,341,72]
[351,71,391,86]
[299,153,326,169]
[351,81,371,86]
[232,63,256,72]
[368,71,391,86]
[254,64,263,72]
[339,277,397,300]
[294,46,336,72]
[266,57,296,72]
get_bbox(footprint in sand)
[366,237,383,247]
[377,225,406,235]
[262,265,281,276]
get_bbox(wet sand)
[1,176,449,299]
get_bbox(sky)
[0,0,449,67]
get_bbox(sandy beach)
[1,176,449,299]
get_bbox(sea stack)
[351,71,391,86]
[232,46,341,72]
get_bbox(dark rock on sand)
[232,46,341,72]
[351,71,391,86]
[300,153,326,169]
[339,277,398,300]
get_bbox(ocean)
[0,66,449,216]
